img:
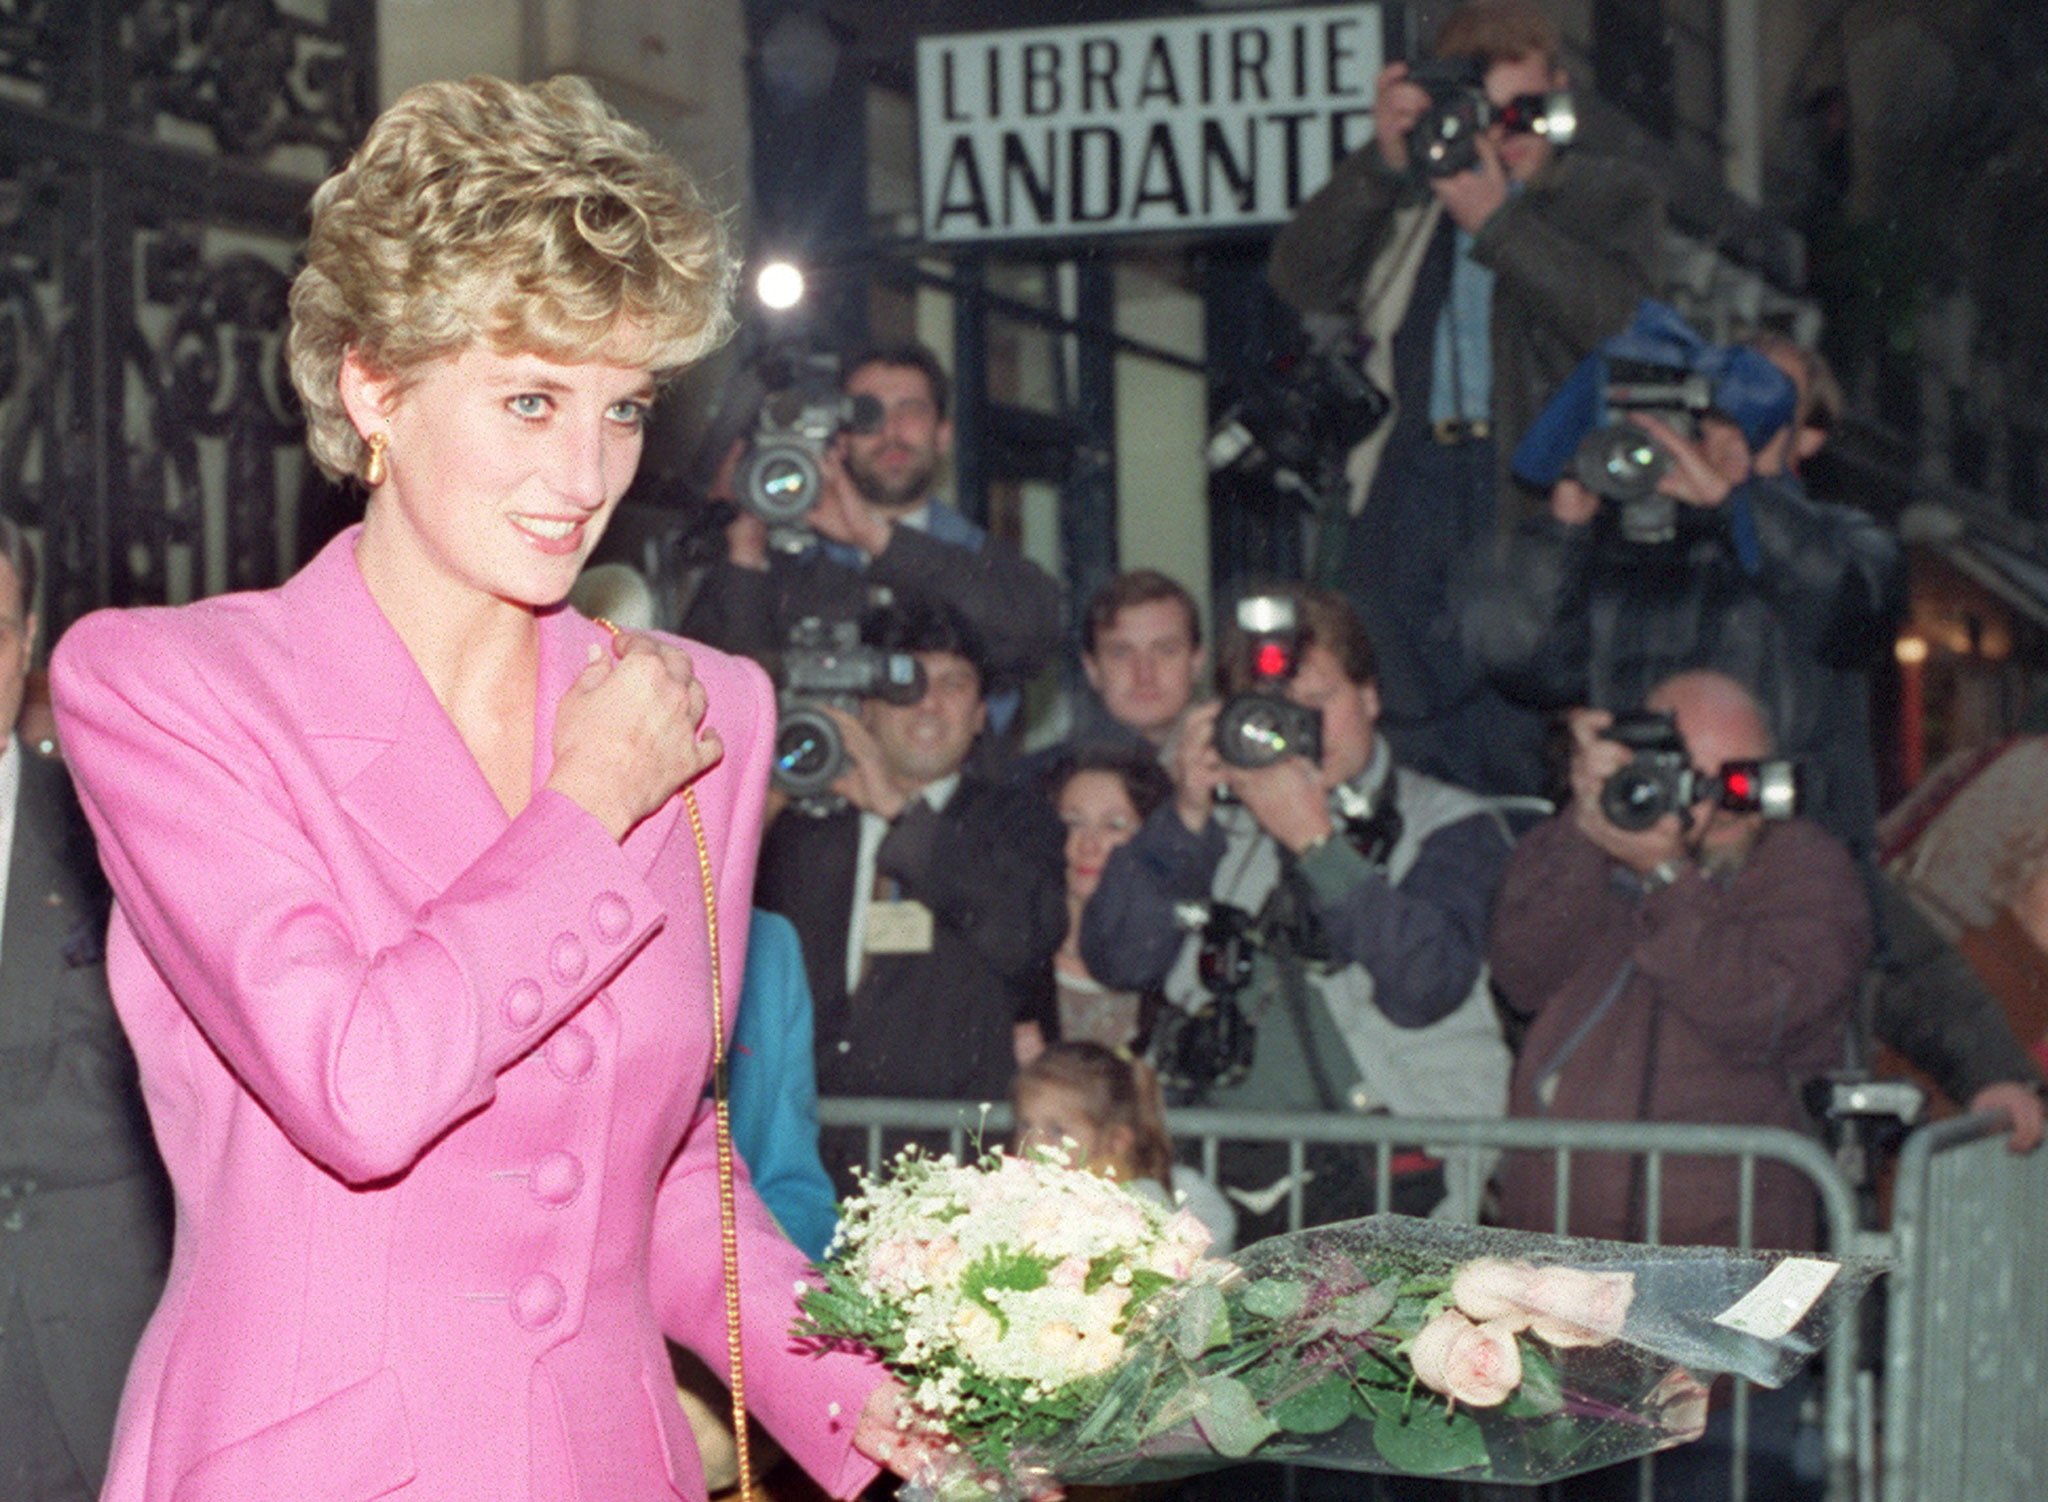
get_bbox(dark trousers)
[1342,432,1547,800]
[0,1294,96,1502]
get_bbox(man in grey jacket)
[1079,587,1510,1237]
[0,521,169,1499]
[1267,0,1661,798]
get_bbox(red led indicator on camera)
[1254,642,1291,678]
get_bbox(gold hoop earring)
[362,431,389,488]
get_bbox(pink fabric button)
[549,933,588,985]
[546,1024,595,1081]
[511,1272,565,1330]
[529,1151,584,1207]
[591,892,632,943]
[501,979,544,1029]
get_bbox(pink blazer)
[50,529,883,1502]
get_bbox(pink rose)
[1048,1255,1091,1291]
[1449,1258,1543,1330]
[1522,1267,1635,1348]
[1448,1259,1635,1350]
[1406,1309,1524,1408]
[1644,1366,1710,1441]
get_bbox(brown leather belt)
[1431,417,1491,445]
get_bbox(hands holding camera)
[807,442,893,558]
[1167,702,1334,854]
[818,703,910,821]
[1628,413,1752,510]
[1566,708,1692,878]
[1372,62,1510,231]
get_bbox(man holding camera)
[1491,671,1866,1502]
[754,594,1065,1126]
[1461,339,1902,864]
[684,342,1061,732]
[1267,0,1660,798]
[1079,587,1511,1235]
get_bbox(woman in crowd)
[51,76,914,1501]
[1047,747,1174,1050]
[1012,1041,1236,1253]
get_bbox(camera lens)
[738,443,821,526]
[1575,424,1670,504]
[1600,765,1672,831]
[772,706,843,798]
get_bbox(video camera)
[1512,302,1801,541]
[735,381,884,535]
[1572,359,1718,545]
[1403,57,1576,179]
[771,615,924,811]
[1213,596,1323,770]
[1599,710,1799,832]
[1207,340,1391,508]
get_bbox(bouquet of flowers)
[797,1147,1881,1499]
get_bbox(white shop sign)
[918,5,1386,242]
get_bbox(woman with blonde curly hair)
[50,76,918,1501]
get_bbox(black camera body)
[1214,596,1323,770]
[1598,710,1800,832]
[1152,900,1262,1096]
[1572,359,1717,544]
[772,617,923,809]
[1403,58,1577,179]
[736,386,884,532]
[1207,343,1391,506]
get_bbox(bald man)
[1488,677,1863,1502]
[1489,670,1869,1252]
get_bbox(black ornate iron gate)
[0,0,375,638]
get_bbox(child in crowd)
[1012,1042,1237,1254]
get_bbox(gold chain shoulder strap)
[594,619,754,1501]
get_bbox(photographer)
[754,594,1065,1127]
[1490,671,1866,1502]
[682,342,1061,733]
[1266,0,1660,797]
[1079,587,1511,1234]
[1460,336,1903,864]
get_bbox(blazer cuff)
[427,790,664,1061]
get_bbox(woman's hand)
[547,632,722,840]
[851,1379,945,1481]
[852,1380,1064,1499]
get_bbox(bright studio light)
[755,260,806,311]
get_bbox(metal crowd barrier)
[1884,1110,2048,1502]
[817,1099,1889,1502]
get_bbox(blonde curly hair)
[287,75,735,481]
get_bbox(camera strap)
[1336,775,1404,871]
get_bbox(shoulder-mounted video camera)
[736,379,883,537]
[1512,303,1801,543]
[1599,710,1799,832]
[1404,57,1576,179]
[771,615,924,812]
[1214,596,1323,770]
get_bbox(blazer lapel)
[287,529,510,896]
